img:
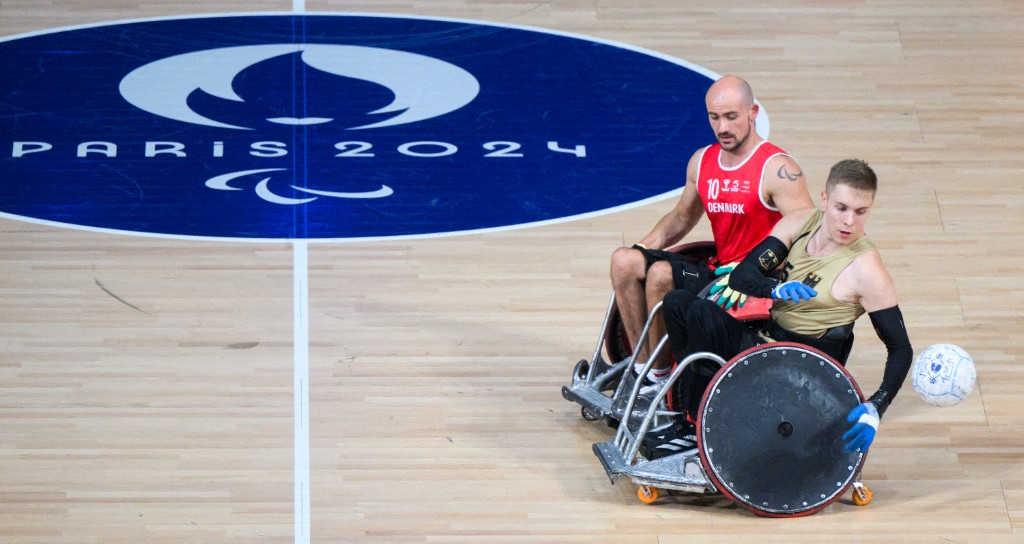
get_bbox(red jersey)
[696,140,787,264]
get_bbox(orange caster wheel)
[851,483,872,506]
[637,485,659,504]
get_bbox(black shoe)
[640,420,697,460]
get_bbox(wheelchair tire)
[637,485,659,504]
[603,304,633,364]
[581,407,601,421]
[852,484,872,506]
[697,342,867,518]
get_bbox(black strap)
[765,320,853,364]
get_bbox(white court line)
[292,4,309,542]
[293,240,310,543]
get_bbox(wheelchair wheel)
[637,485,659,504]
[603,304,633,364]
[697,342,867,517]
[572,359,589,381]
[852,483,872,506]
[581,407,601,421]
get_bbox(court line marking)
[294,4,309,544]
[292,239,307,544]
[293,238,310,544]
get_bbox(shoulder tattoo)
[776,164,802,182]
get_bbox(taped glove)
[842,402,879,453]
[771,280,817,302]
[706,262,746,310]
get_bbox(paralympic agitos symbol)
[119,43,481,204]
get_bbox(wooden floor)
[2,1,1023,542]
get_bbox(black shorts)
[662,292,764,420]
[637,247,714,295]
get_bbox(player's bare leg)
[610,246,649,363]
[643,261,675,378]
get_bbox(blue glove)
[707,262,746,310]
[771,281,817,302]
[842,402,879,453]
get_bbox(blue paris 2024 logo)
[0,14,726,240]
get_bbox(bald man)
[609,75,814,385]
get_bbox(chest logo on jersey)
[707,177,753,200]
[782,267,824,288]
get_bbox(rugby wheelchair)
[592,342,872,517]
[561,241,769,426]
[562,243,873,516]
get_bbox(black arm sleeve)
[727,236,789,298]
[866,305,913,417]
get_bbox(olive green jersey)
[767,209,876,338]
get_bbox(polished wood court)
[2,1,1022,542]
